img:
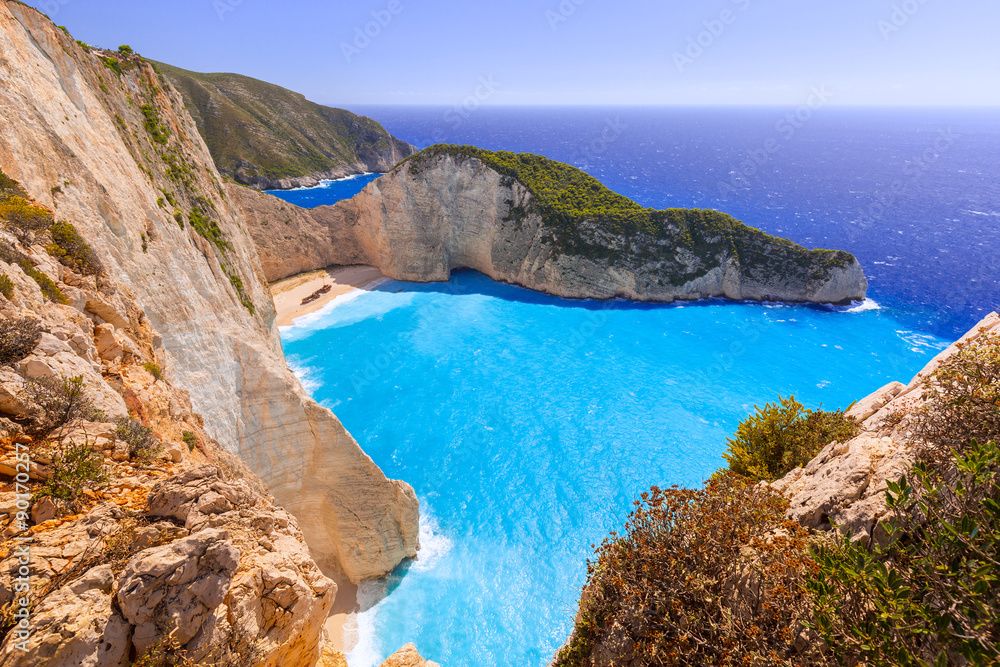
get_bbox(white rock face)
[0,3,417,582]
[237,153,867,305]
[775,311,1000,543]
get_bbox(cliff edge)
[0,2,418,583]
[238,145,867,305]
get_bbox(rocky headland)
[156,63,416,190]
[237,145,868,305]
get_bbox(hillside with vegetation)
[155,62,415,189]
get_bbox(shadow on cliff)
[385,268,854,315]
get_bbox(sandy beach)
[271,265,385,326]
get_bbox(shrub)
[117,44,134,57]
[182,430,197,451]
[0,241,68,304]
[143,362,163,381]
[20,375,93,439]
[0,168,21,195]
[115,416,161,464]
[0,273,13,300]
[174,212,184,228]
[723,395,859,482]
[46,220,103,275]
[808,438,1000,666]
[140,104,170,145]
[0,316,41,366]
[915,332,1000,465]
[39,438,110,510]
[102,55,124,75]
[0,196,52,239]
[555,473,821,667]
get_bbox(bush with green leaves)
[0,240,68,304]
[915,332,1000,465]
[0,316,40,367]
[0,273,13,300]
[140,104,170,145]
[20,375,93,439]
[182,430,197,451]
[39,438,110,510]
[143,362,163,381]
[46,220,103,275]
[554,473,822,667]
[723,395,860,482]
[808,438,1000,666]
[0,195,53,240]
[115,416,161,464]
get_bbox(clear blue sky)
[25,0,1000,107]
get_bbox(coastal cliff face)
[0,2,417,583]
[157,63,417,190]
[240,149,867,305]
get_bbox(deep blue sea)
[265,172,381,207]
[275,107,1000,666]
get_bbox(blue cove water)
[283,272,947,667]
[265,172,381,208]
[275,107,998,665]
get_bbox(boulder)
[93,323,123,362]
[116,528,240,655]
[381,644,441,667]
[0,565,129,667]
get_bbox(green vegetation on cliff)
[153,62,415,186]
[402,145,856,285]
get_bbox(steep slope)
[0,2,418,582]
[237,146,867,304]
[155,62,416,189]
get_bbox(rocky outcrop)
[773,311,1000,543]
[0,465,338,666]
[380,644,441,667]
[236,149,867,304]
[0,1,417,582]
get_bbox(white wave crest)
[285,355,322,394]
[845,299,881,313]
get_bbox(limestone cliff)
[0,2,418,583]
[237,146,867,305]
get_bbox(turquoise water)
[280,271,948,667]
